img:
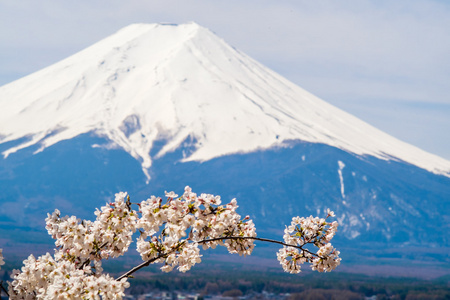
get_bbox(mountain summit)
[1,22,449,180]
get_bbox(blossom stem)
[0,280,10,298]
[78,241,109,270]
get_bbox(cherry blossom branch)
[115,253,168,281]
[5,187,341,298]
[116,239,189,281]
[198,236,320,258]
[115,235,319,281]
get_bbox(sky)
[0,0,449,160]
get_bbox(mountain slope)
[1,135,449,272]
[1,22,449,181]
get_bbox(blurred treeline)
[2,256,449,299]
[125,269,449,299]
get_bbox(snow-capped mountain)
[1,23,449,269]
[1,22,449,181]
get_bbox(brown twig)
[115,253,167,281]
[198,236,319,257]
[0,280,10,298]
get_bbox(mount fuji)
[1,23,449,272]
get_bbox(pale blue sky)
[1,0,449,160]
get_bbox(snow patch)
[349,231,361,239]
[390,193,420,217]
[337,160,346,199]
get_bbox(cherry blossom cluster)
[45,191,138,267]
[136,186,256,273]
[7,252,129,299]
[1,187,340,299]
[277,209,341,273]
[6,192,136,299]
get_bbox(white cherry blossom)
[276,211,341,273]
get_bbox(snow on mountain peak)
[1,22,449,180]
